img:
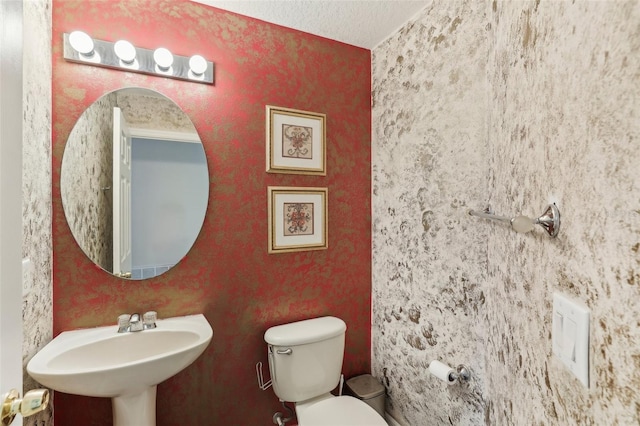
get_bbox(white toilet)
[264,316,388,426]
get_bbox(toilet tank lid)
[264,316,346,346]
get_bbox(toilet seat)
[296,395,388,426]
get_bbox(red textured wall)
[51,1,371,424]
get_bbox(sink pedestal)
[112,386,156,426]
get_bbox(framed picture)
[266,105,326,175]
[268,186,328,254]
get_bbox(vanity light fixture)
[63,32,214,85]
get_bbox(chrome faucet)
[129,313,143,331]
[117,311,157,333]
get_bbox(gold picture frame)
[267,187,328,254]
[266,105,326,175]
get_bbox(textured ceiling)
[192,0,429,49]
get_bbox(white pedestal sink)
[27,314,213,426]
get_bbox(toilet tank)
[264,316,347,403]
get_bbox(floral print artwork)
[284,202,314,236]
[282,124,313,159]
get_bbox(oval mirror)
[61,87,209,280]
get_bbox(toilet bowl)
[264,316,387,426]
[296,393,386,425]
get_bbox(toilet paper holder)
[428,360,471,385]
[451,364,471,383]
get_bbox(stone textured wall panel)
[372,2,490,425]
[486,1,640,424]
[373,0,639,425]
[22,0,53,424]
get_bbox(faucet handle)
[143,311,157,329]
[117,314,130,333]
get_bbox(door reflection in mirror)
[113,106,132,278]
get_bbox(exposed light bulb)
[114,40,136,65]
[69,31,94,57]
[153,47,174,72]
[189,55,208,76]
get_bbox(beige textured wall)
[372,1,488,424]
[372,1,639,425]
[22,0,53,424]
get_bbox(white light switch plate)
[22,257,33,296]
[552,292,590,387]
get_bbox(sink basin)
[27,314,212,425]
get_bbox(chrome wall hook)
[468,203,561,237]
[455,364,471,383]
[535,204,561,237]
